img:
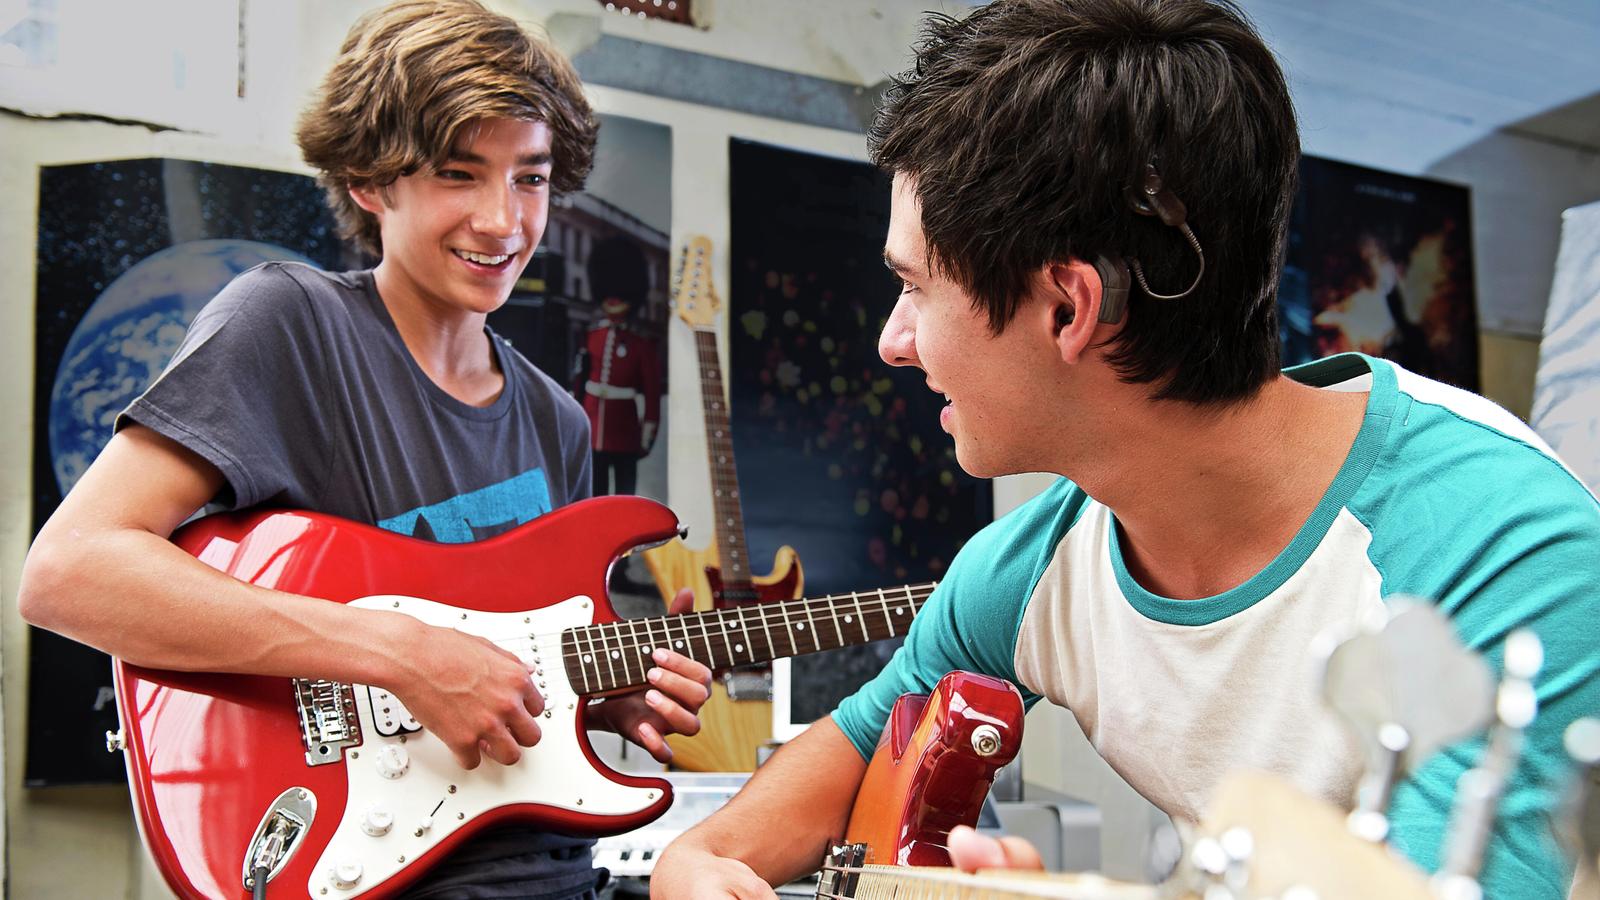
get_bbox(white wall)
[3,0,1599,896]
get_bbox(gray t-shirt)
[119,262,603,898]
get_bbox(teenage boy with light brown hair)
[19,2,710,897]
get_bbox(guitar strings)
[482,584,938,692]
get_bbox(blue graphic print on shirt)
[377,468,553,543]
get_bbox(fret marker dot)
[675,641,684,648]
[735,643,744,653]
[795,623,806,631]
[641,646,652,654]
[844,615,853,623]
[611,650,621,659]
[896,608,905,615]
[583,654,593,663]
[725,621,734,629]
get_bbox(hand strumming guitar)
[378,587,710,770]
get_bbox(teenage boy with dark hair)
[651,1,1599,897]
[18,2,710,897]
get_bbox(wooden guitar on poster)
[641,234,804,772]
[110,496,935,899]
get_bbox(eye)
[898,278,919,296]
[518,172,548,187]
[436,168,471,181]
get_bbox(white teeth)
[456,250,510,265]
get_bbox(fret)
[577,627,594,695]
[883,592,898,639]
[600,622,618,692]
[800,596,822,653]
[697,606,718,669]
[852,593,870,643]
[615,621,633,687]
[717,608,736,666]
[827,597,846,650]
[757,598,777,660]
[626,618,646,681]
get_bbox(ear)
[1042,260,1104,366]
[348,184,386,218]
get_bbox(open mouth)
[453,249,516,272]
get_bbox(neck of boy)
[1065,374,1368,601]
[373,263,505,408]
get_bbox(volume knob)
[375,744,410,779]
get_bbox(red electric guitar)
[112,495,933,899]
[833,670,1025,870]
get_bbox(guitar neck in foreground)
[562,583,934,695]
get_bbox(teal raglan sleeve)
[1357,394,1600,898]
[830,479,1087,760]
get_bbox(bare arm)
[651,715,869,898]
[18,425,545,769]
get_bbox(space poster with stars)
[728,139,994,724]
[30,158,350,785]
[1277,156,1478,389]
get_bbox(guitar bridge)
[294,678,362,766]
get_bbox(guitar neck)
[820,863,1154,899]
[691,326,755,592]
[562,583,935,695]
[820,862,1153,899]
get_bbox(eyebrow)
[445,150,553,167]
[882,250,922,278]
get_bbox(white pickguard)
[306,594,663,897]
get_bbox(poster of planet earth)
[29,158,351,785]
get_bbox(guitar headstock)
[670,234,719,329]
[1190,771,1433,900]
[1320,599,1494,843]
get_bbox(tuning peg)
[1433,630,1544,898]
[1320,601,1495,844]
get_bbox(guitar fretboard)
[818,863,1151,899]
[692,327,754,592]
[561,583,935,696]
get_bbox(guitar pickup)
[367,687,423,737]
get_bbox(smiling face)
[354,116,552,320]
[878,173,1064,479]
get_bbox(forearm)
[665,716,867,885]
[19,523,418,688]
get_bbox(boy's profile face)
[878,173,1065,479]
[354,116,553,317]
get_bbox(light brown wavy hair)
[297,0,598,257]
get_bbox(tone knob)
[331,860,363,889]
[375,744,410,779]
[361,807,394,836]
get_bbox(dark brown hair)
[871,0,1299,404]
[296,0,598,256]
